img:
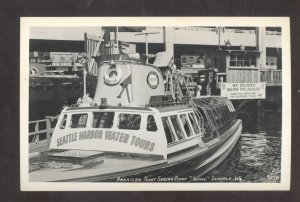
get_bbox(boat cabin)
[50,105,202,160]
[50,96,236,160]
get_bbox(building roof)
[30,27,102,41]
[30,39,84,52]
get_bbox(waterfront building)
[28,26,282,121]
[29,26,282,84]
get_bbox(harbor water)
[204,110,282,183]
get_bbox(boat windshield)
[59,114,67,129]
[169,115,184,140]
[161,117,176,143]
[188,113,199,134]
[118,113,141,130]
[70,113,88,128]
[92,112,115,128]
[147,115,158,132]
[179,114,193,137]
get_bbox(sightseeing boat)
[29,53,242,182]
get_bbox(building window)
[118,114,141,130]
[70,114,88,128]
[229,53,257,67]
[147,115,157,132]
[92,112,114,128]
[266,56,277,66]
[30,58,37,63]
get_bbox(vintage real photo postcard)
[20,17,291,191]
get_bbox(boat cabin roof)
[66,106,152,112]
[154,104,191,113]
[193,96,231,109]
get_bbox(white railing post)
[270,69,274,81]
[46,119,51,149]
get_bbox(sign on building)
[220,83,266,99]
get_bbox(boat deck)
[30,154,167,182]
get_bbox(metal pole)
[134,31,159,63]
[83,68,87,96]
[116,26,119,54]
[145,34,148,63]
[218,27,221,50]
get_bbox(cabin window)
[221,106,229,123]
[70,114,88,128]
[224,105,231,121]
[227,104,233,112]
[231,104,236,112]
[147,115,157,132]
[92,112,115,128]
[170,115,184,140]
[118,114,141,130]
[161,117,176,143]
[228,103,236,119]
[227,103,235,118]
[188,113,199,134]
[216,107,225,125]
[59,114,67,129]
[179,114,193,137]
[207,109,217,128]
[198,108,208,129]
[212,109,221,128]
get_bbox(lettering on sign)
[221,82,266,99]
[56,129,156,152]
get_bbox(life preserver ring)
[77,52,88,64]
[147,71,159,89]
[104,65,122,85]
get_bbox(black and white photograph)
[20,17,290,191]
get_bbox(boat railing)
[29,116,58,153]
[192,99,220,137]
[169,71,195,102]
[189,101,205,138]
[260,69,282,85]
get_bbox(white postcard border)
[20,17,291,191]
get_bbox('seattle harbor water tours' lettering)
[57,130,156,152]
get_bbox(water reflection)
[205,131,281,183]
